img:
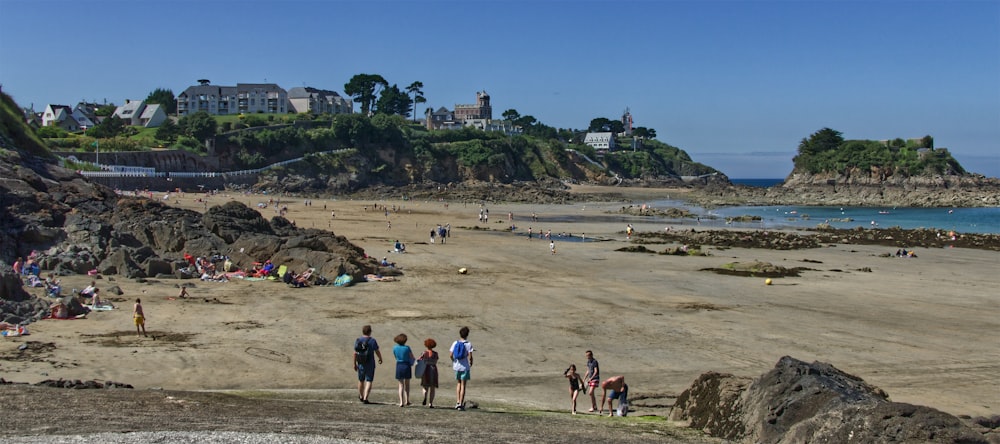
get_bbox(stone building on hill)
[425,90,493,130]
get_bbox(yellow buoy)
[765,278,773,285]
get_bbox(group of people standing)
[353,325,474,410]
[564,350,628,416]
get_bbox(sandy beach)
[3,187,997,420]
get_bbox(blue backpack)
[452,340,467,360]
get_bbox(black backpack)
[355,338,371,363]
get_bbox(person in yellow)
[133,298,147,337]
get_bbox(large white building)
[177,82,288,116]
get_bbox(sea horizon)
[730,178,784,187]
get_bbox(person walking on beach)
[564,364,585,414]
[583,350,600,412]
[550,240,556,255]
[353,325,383,404]
[133,298,146,337]
[418,338,439,408]
[451,326,473,410]
[393,333,416,407]
[600,375,628,416]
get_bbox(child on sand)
[564,364,585,414]
[133,298,146,337]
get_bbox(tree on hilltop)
[633,127,657,139]
[406,81,426,122]
[145,88,177,116]
[345,74,388,116]
[793,127,844,171]
[374,84,411,116]
[178,111,218,142]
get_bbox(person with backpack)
[353,325,383,404]
[450,326,473,411]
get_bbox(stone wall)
[83,174,259,192]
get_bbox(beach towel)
[333,274,353,287]
[83,304,115,311]
[270,265,288,281]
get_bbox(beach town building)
[42,104,86,131]
[286,87,353,115]
[425,91,493,130]
[424,90,517,134]
[177,82,289,116]
[112,100,167,128]
[583,132,616,156]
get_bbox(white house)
[584,132,616,153]
[138,104,167,127]
[113,100,166,127]
[42,104,80,131]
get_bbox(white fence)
[75,149,352,179]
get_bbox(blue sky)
[1,0,998,178]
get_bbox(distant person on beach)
[451,326,473,410]
[419,338,439,408]
[564,364,585,414]
[353,325,383,404]
[600,375,627,416]
[393,333,415,407]
[80,280,98,299]
[133,298,146,337]
[550,240,556,255]
[583,350,600,412]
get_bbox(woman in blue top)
[393,333,416,407]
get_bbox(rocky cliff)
[697,169,1000,208]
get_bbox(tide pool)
[691,205,1000,234]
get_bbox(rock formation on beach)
[1,93,379,326]
[670,356,996,443]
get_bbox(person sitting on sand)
[381,257,396,268]
[80,281,98,299]
[90,288,103,307]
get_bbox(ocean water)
[730,178,784,188]
[692,205,1000,234]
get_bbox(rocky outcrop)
[697,171,1000,208]
[2,126,379,328]
[670,356,991,443]
[635,227,1000,252]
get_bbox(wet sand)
[3,187,998,419]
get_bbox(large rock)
[670,356,989,443]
